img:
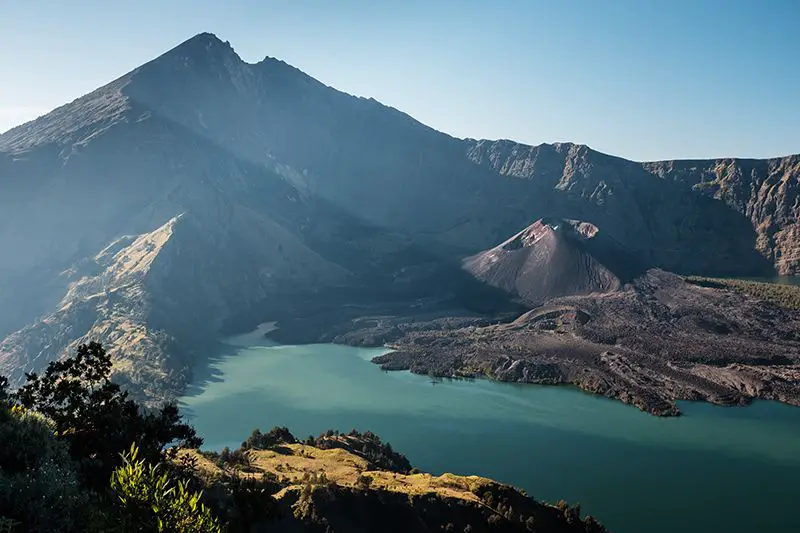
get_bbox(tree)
[356,474,373,490]
[14,342,201,488]
[241,426,297,450]
[109,444,221,532]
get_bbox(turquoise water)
[181,328,800,533]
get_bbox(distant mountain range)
[1,32,798,400]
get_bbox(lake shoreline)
[180,336,800,533]
[207,293,800,419]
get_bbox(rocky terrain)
[371,270,800,416]
[0,32,799,408]
[644,156,800,275]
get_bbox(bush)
[219,446,253,470]
[356,474,373,489]
[0,406,88,532]
[209,473,282,531]
[109,444,221,532]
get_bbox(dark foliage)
[308,429,412,473]
[201,447,255,471]
[476,486,608,533]
[13,341,201,489]
[0,405,91,532]
[206,473,283,531]
[241,426,297,450]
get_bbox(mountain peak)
[182,31,231,48]
[164,32,240,63]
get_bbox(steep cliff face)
[644,155,800,274]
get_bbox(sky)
[1,0,798,161]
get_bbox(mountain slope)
[0,70,404,394]
[4,32,779,274]
[0,32,798,401]
[2,33,795,277]
[0,204,350,400]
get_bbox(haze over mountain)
[1,33,798,401]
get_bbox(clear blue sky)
[1,0,798,161]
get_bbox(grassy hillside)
[185,432,608,533]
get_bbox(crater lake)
[180,325,800,533]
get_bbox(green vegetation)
[304,429,412,473]
[0,343,216,532]
[14,342,200,489]
[685,276,800,310]
[109,444,221,532]
[242,426,297,449]
[0,405,87,532]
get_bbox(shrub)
[109,443,221,532]
[219,446,253,470]
[313,429,412,473]
[356,474,373,489]
[0,406,87,532]
[208,473,282,531]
